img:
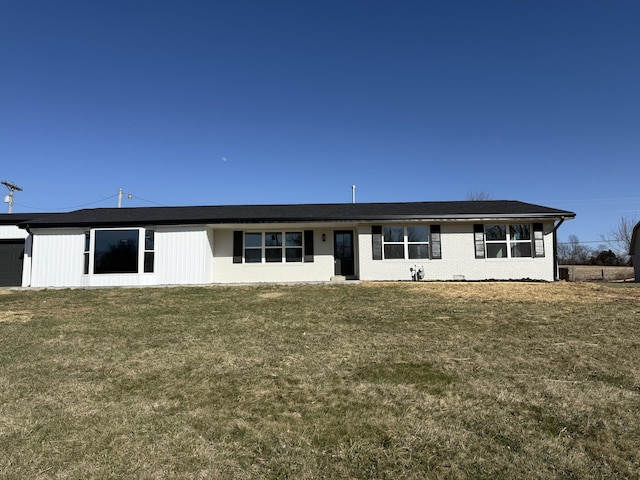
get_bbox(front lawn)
[1,282,639,479]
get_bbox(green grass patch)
[354,361,453,394]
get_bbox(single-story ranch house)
[0,200,575,288]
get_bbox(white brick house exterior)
[6,201,575,288]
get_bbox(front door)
[334,230,355,277]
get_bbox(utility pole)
[2,180,23,214]
[117,188,133,208]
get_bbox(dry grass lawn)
[1,282,639,479]
[559,265,634,282]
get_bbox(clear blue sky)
[1,1,638,245]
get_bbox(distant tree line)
[558,235,631,266]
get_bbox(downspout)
[552,218,566,281]
[23,224,33,287]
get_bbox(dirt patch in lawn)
[258,292,286,299]
[365,281,639,303]
[0,310,32,323]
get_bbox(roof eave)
[21,211,576,229]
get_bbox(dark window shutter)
[233,231,243,263]
[372,226,382,260]
[533,223,545,257]
[430,225,442,259]
[304,230,314,262]
[474,224,485,259]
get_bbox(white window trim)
[381,225,430,260]
[243,230,305,264]
[83,227,155,275]
[484,224,533,259]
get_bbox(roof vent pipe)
[352,185,356,204]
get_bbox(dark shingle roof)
[0,213,58,225]
[16,200,575,229]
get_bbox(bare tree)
[558,235,592,264]
[465,191,492,201]
[600,215,637,263]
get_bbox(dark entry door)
[334,230,355,276]
[0,240,25,287]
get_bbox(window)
[509,225,532,258]
[407,226,430,259]
[83,232,90,274]
[383,226,405,259]
[265,232,283,262]
[88,228,155,274]
[244,233,262,263]
[485,225,507,258]
[477,224,540,259]
[372,225,441,260]
[241,231,309,263]
[94,230,140,274]
[285,232,303,262]
[144,229,155,273]
[380,225,430,260]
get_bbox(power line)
[538,196,640,207]
[15,191,168,211]
[15,194,119,211]
[130,195,168,207]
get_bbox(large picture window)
[94,230,140,274]
[87,228,155,274]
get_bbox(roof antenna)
[352,184,356,204]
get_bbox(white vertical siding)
[0,225,28,240]
[155,226,213,285]
[30,229,85,287]
[29,225,214,287]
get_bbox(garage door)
[0,240,25,287]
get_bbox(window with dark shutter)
[304,230,314,262]
[474,224,485,259]
[430,225,442,259]
[533,223,545,257]
[233,231,243,263]
[372,226,382,260]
